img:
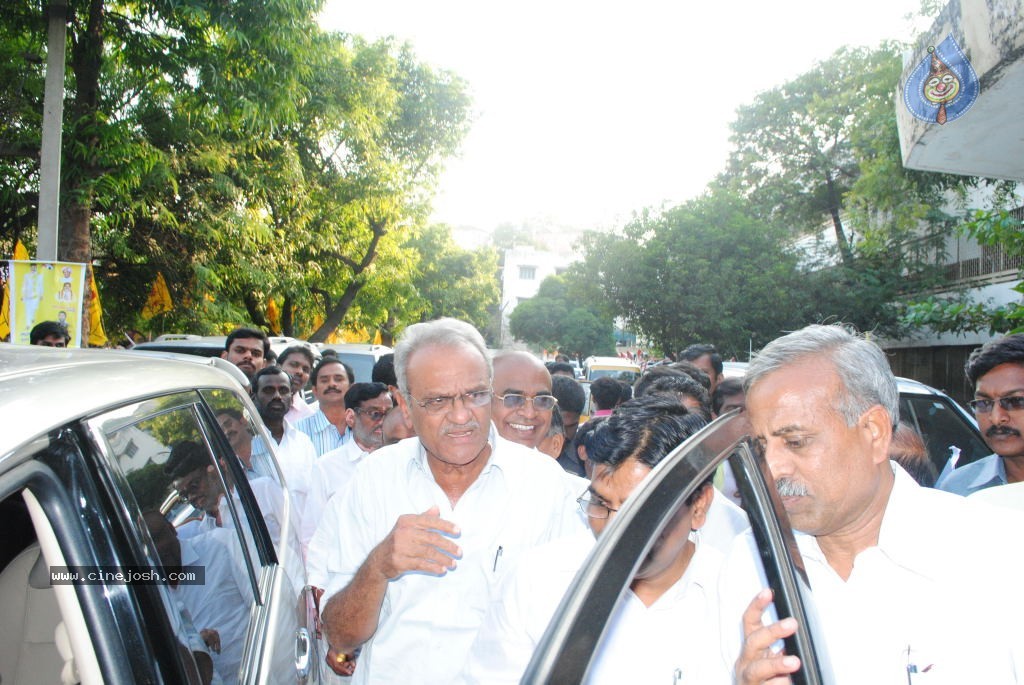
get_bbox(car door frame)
[521,412,832,685]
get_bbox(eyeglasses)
[576,493,620,520]
[353,407,389,422]
[407,389,493,415]
[968,395,1024,413]
[494,393,558,411]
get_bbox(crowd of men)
[98,318,1024,683]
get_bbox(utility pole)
[37,0,68,262]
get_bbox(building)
[498,245,574,347]
[888,0,1024,402]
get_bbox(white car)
[0,344,320,685]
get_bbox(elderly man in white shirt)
[462,396,736,685]
[318,318,585,685]
[725,324,1024,685]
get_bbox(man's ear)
[395,390,413,426]
[689,484,715,531]
[220,351,228,360]
[345,408,356,429]
[861,405,894,465]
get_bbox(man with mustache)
[251,366,316,532]
[296,356,354,456]
[936,333,1024,495]
[318,318,584,685]
[722,324,1024,685]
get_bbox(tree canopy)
[1,1,485,343]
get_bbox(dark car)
[0,344,321,684]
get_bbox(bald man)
[490,352,558,449]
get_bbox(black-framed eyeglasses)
[352,407,389,422]
[576,493,620,520]
[495,393,558,411]
[407,389,493,415]
[968,395,1024,413]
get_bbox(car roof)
[0,344,247,459]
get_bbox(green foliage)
[580,190,812,359]
[508,274,614,358]
[903,209,1024,334]
[0,2,471,342]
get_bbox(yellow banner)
[7,260,87,346]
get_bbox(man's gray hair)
[394,318,492,393]
[744,324,899,427]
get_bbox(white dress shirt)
[176,528,254,685]
[305,438,372,580]
[461,530,729,685]
[252,420,316,538]
[718,464,1024,684]
[319,429,586,685]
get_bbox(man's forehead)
[257,372,290,388]
[318,362,347,377]
[493,356,550,391]
[231,337,263,349]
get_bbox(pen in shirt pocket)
[493,545,503,572]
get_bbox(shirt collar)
[958,453,1007,489]
[409,423,500,479]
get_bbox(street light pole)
[37,0,68,262]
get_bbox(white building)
[498,246,575,347]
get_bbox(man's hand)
[325,646,358,676]
[735,589,801,685]
[373,505,462,579]
[200,628,221,654]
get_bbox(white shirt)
[718,464,1024,684]
[305,438,372,582]
[702,487,749,556]
[319,429,586,685]
[461,530,729,685]
[176,528,254,685]
[253,420,316,537]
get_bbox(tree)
[580,190,812,359]
[508,274,614,358]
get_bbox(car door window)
[899,394,990,472]
[96,393,264,685]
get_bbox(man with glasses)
[491,351,559,449]
[318,318,584,685]
[936,333,1024,495]
[462,396,728,684]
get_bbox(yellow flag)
[142,272,173,320]
[86,264,107,347]
[0,240,29,339]
[267,296,281,333]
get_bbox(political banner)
[8,260,87,347]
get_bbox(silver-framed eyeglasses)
[352,407,389,422]
[968,395,1024,413]
[576,492,620,520]
[494,393,558,411]
[408,389,493,415]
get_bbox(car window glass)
[98,398,262,685]
[899,394,990,471]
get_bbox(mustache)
[443,421,480,435]
[986,425,1021,438]
[776,478,809,498]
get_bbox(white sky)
[319,1,926,234]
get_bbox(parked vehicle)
[581,356,642,385]
[0,344,320,684]
[131,334,305,362]
[312,343,393,383]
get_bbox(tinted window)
[899,393,989,473]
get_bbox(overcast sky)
[319,1,926,234]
